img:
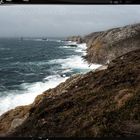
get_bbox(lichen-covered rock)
[84,23,140,64]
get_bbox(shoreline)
[1,49,139,137]
[0,40,101,116]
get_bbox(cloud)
[0,5,140,37]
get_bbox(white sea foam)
[59,43,86,53]
[55,40,64,43]
[51,43,101,71]
[0,41,101,116]
[0,57,14,60]
[49,55,101,70]
[0,75,68,115]
[0,48,10,51]
[74,43,87,55]
[66,41,77,45]
[77,43,87,50]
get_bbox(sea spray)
[0,75,68,115]
[0,39,101,116]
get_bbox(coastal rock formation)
[0,49,139,137]
[66,36,84,44]
[67,23,140,64]
[84,23,140,64]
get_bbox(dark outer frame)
[1,0,140,4]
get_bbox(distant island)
[0,23,140,137]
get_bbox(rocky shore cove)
[0,23,140,137]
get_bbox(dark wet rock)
[68,45,77,47]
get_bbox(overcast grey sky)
[0,5,140,37]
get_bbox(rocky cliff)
[0,23,140,137]
[85,23,140,64]
[66,36,84,44]
[67,23,140,64]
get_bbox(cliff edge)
[67,23,140,64]
[0,49,139,137]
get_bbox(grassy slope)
[9,49,140,137]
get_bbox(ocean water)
[0,38,101,115]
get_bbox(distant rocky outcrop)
[66,36,84,44]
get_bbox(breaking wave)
[0,40,101,116]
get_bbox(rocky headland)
[66,35,84,44]
[68,23,140,64]
[0,23,140,137]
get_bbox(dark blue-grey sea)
[0,37,101,115]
